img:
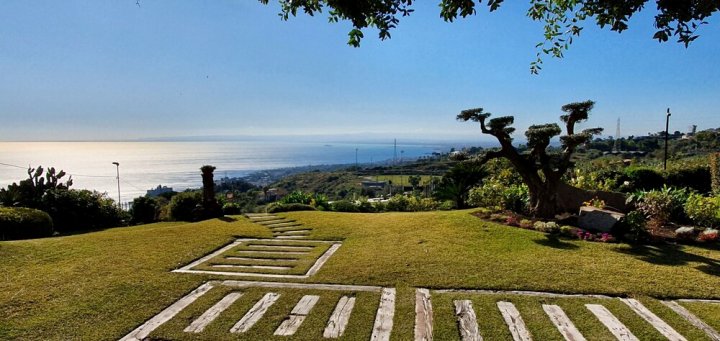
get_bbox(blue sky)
[1,1,719,142]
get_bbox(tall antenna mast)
[613,118,621,152]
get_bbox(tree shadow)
[218,216,237,222]
[614,243,720,276]
[533,235,580,250]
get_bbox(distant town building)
[361,181,388,190]
[147,185,173,197]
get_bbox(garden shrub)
[560,225,577,238]
[665,166,711,193]
[41,189,127,231]
[468,182,529,213]
[168,191,203,222]
[331,200,359,213]
[614,210,647,242]
[222,203,242,215]
[386,195,410,212]
[534,221,559,234]
[437,200,455,211]
[0,207,53,240]
[130,196,161,224]
[684,193,720,228]
[632,186,690,227]
[267,203,316,213]
[408,197,439,212]
[280,191,313,205]
[624,167,664,191]
[711,153,720,195]
[519,219,534,229]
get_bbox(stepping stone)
[236,250,309,255]
[247,244,314,250]
[245,213,273,217]
[258,219,294,225]
[270,226,311,232]
[497,301,532,341]
[225,257,299,263]
[276,235,309,239]
[230,292,280,333]
[661,301,720,341]
[267,222,303,228]
[620,298,687,341]
[274,295,320,336]
[324,296,356,338]
[184,292,243,333]
[121,282,215,341]
[212,264,293,270]
[542,304,586,341]
[414,288,433,341]
[274,230,312,235]
[454,300,482,341]
[585,304,638,341]
[371,288,396,341]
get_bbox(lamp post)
[112,162,121,208]
[664,108,671,170]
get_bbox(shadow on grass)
[218,216,237,222]
[533,235,580,250]
[614,244,720,277]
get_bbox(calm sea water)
[0,141,446,203]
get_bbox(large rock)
[577,207,625,233]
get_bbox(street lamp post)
[664,108,671,170]
[112,162,121,208]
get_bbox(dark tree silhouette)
[200,165,222,219]
[260,0,719,73]
[457,100,621,217]
[434,161,487,209]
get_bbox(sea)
[0,140,452,204]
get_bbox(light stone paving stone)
[542,304,586,341]
[276,235,310,239]
[661,300,720,341]
[371,288,396,341]
[258,220,294,225]
[324,296,356,338]
[184,292,243,333]
[306,243,341,276]
[415,288,433,341]
[224,256,299,262]
[274,230,312,235]
[620,298,687,341]
[274,295,320,336]
[585,304,639,341]
[120,282,215,341]
[230,292,281,333]
[454,300,482,341]
[246,244,315,250]
[497,301,533,341]
[211,264,293,270]
[236,250,310,255]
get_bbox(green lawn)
[1,210,719,340]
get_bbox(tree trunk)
[527,180,561,219]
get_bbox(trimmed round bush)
[625,167,664,191]
[267,203,316,213]
[130,196,160,224]
[331,200,359,212]
[0,207,53,240]
[168,191,203,221]
[222,203,242,215]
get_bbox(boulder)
[577,206,625,233]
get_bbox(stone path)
[121,214,720,340]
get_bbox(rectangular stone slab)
[620,298,687,341]
[230,292,280,333]
[415,288,433,341]
[497,301,532,341]
[542,304,586,341]
[324,296,356,338]
[586,304,638,341]
[454,300,482,341]
[184,292,243,333]
[371,288,396,341]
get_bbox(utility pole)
[664,108,671,170]
[112,162,121,208]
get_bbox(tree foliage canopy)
[260,0,718,73]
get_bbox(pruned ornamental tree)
[458,100,623,217]
[259,0,719,73]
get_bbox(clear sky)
[1,1,719,142]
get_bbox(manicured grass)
[1,210,719,340]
